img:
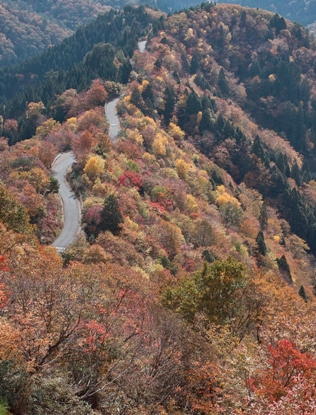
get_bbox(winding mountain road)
[52,152,80,251]
[104,40,147,142]
[138,40,147,53]
[52,40,147,251]
[104,97,120,142]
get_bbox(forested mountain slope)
[138,3,316,254]
[0,0,124,67]
[0,1,71,67]
[2,3,316,415]
[217,0,316,27]
[0,5,161,141]
[12,0,111,30]
[0,0,196,67]
[9,0,200,22]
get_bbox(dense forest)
[3,0,316,68]
[2,2,316,415]
[217,0,316,26]
[3,0,316,70]
[0,5,158,140]
[0,1,71,67]
[0,0,197,67]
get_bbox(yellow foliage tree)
[84,155,105,179]
[126,128,143,144]
[92,177,107,196]
[95,132,111,153]
[215,185,240,206]
[21,167,50,192]
[159,220,184,259]
[216,193,231,205]
[36,118,60,138]
[139,79,149,93]
[142,152,156,164]
[83,244,112,264]
[185,27,194,40]
[153,134,168,156]
[27,101,45,118]
[66,117,77,132]
[197,170,210,193]
[175,158,190,179]
[186,194,199,213]
[0,183,33,234]
[169,122,185,140]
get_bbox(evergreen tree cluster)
[218,0,316,26]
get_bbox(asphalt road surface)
[105,97,120,142]
[104,41,147,142]
[52,152,80,251]
[138,40,147,53]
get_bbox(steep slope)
[2,4,316,415]
[129,3,316,255]
[0,0,198,67]
[0,6,160,143]
[2,0,316,68]
[13,0,112,30]
[217,0,316,27]
[0,0,121,67]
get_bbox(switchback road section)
[104,97,120,142]
[104,40,147,142]
[52,152,80,252]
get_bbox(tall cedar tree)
[100,194,123,234]
[218,68,229,96]
[259,201,268,230]
[277,254,292,283]
[256,231,267,256]
[298,285,307,301]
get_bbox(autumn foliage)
[2,3,316,415]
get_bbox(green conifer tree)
[259,201,268,231]
[249,60,261,78]
[302,159,311,183]
[121,60,132,84]
[190,54,199,74]
[251,135,265,160]
[163,87,175,125]
[298,285,307,302]
[100,194,123,234]
[277,254,293,283]
[142,82,154,103]
[218,68,229,96]
[199,109,213,133]
[256,231,267,256]
[291,162,301,186]
[186,91,202,116]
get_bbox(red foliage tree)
[250,339,316,401]
[84,79,107,109]
[72,130,95,166]
[118,171,143,189]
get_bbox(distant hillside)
[0,0,114,67]
[217,0,316,26]
[3,0,316,68]
[0,0,199,67]
[0,1,71,67]
[8,0,111,31]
